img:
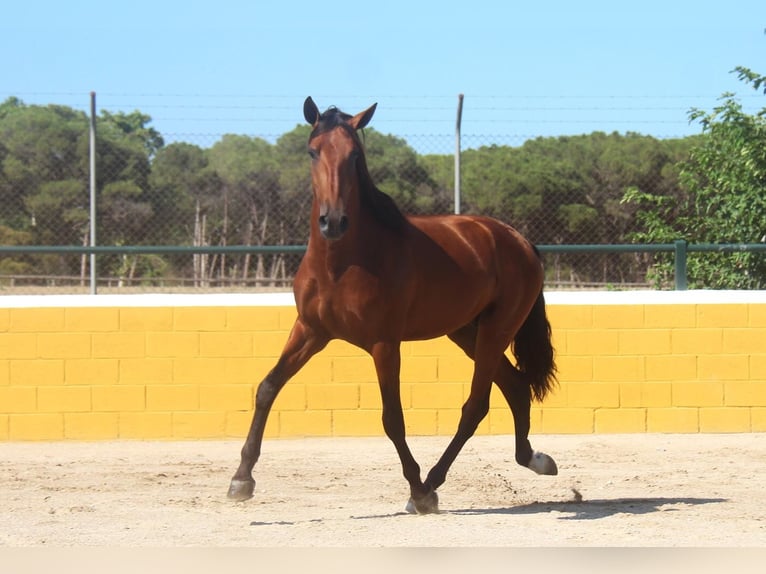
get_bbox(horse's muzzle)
[318,213,349,240]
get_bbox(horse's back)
[397,214,543,340]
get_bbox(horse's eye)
[308,148,319,161]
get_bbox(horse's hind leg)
[228,319,328,501]
[447,324,557,476]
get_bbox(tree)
[624,67,766,288]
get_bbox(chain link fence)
[0,95,705,293]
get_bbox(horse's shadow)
[446,496,727,521]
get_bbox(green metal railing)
[1,241,765,292]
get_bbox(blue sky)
[2,0,765,147]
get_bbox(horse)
[227,97,558,514]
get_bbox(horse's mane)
[311,107,408,232]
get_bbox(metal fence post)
[89,91,97,295]
[454,93,464,215]
[674,239,688,290]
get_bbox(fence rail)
[2,241,764,292]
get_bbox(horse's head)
[303,96,377,241]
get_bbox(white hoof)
[528,451,558,475]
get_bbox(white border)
[0,290,765,308]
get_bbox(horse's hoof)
[528,451,558,475]
[227,478,255,501]
[405,489,440,514]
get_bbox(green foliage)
[623,67,766,288]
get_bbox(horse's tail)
[512,289,557,402]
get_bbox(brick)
[411,382,464,409]
[750,355,766,378]
[671,328,722,355]
[0,414,7,439]
[566,329,619,355]
[332,409,382,436]
[436,355,474,382]
[645,355,697,381]
[271,383,305,411]
[65,359,119,385]
[594,408,646,432]
[0,333,36,359]
[9,308,65,332]
[619,330,671,355]
[0,360,7,385]
[120,308,173,331]
[38,386,91,413]
[65,308,119,332]
[752,408,766,432]
[749,304,766,327]
[291,355,333,384]
[225,411,255,437]
[332,356,376,383]
[172,411,226,438]
[252,332,291,358]
[540,408,594,433]
[199,384,253,411]
[173,307,227,331]
[724,382,766,407]
[646,407,698,432]
[359,383,382,409]
[306,383,358,410]
[566,382,620,408]
[146,385,199,411]
[278,410,332,437]
[723,329,766,354]
[401,357,439,383]
[529,406,543,434]
[487,407,514,434]
[697,304,748,328]
[643,305,696,328]
[120,358,173,384]
[699,407,751,432]
[0,386,37,413]
[91,385,145,412]
[91,333,145,358]
[223,357,275,384]
[119,412,172,438]
[173,358,227,384]
[548,305,592,329]
[672,382,723,407]
[36,333,91,359]
[10,360,64,386]
[0,309,8,332]
[146,332,199,358]
[619,382,672,407]
[540,383,567,407]
[64,412,119,439]
[697,355,749,381]
[200,332,253,357]
[404,409,437,435]
[555,356,593,381]
[9,413,64,439]
[226,307,282,331]
[593,305,644,329]
[593,356,645,382]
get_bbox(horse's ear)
[349,103,377,131]
[303,96,320,126]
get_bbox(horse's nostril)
[339,216,349,233]
[318,215,329,229]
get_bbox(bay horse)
[228,97,558,514]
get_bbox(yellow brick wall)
[1,291,765,440]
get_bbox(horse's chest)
[299,271,396,345]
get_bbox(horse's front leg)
[228,319,328,501]
[371,342,437,514]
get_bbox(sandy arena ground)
[1,433,765,547]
